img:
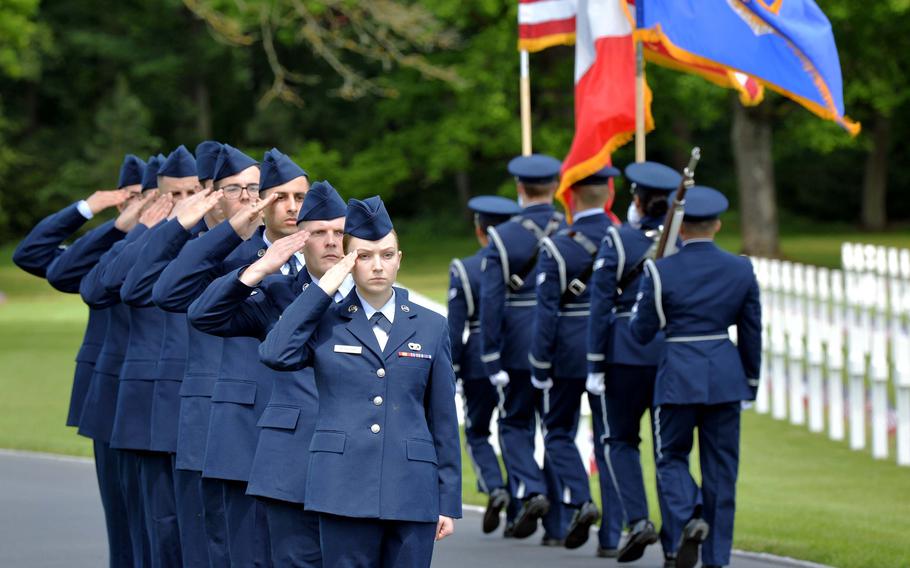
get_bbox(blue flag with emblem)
[638,0,859,134]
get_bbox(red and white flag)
[557,0,652,219]
[517,0,577,52]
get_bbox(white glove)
[531,377,553,390]
[586,372,605,395]
[489,370,510,387]
[741,400,754,410]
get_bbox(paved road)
[0,451,808,568]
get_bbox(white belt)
[665,333,729,343]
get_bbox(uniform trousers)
[173,463,209,567]
[541,377,590,507]
[261,498,322,567]
[318,513,435,568]
[461,379,505,494]
[200,477,231,567]
[118,450,151,567]
[223,480,271,567]
[139,451,182,567]
[93,440,133,567]
[588,393,625,550]
[654,402,741,566]
[497,369,567,537]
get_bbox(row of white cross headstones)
[752,242,910,467]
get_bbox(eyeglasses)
[221,184,260,199]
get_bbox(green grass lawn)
[3,225,910,567]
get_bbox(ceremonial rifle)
[655,147,701,259]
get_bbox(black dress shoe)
[663,554,677,568]
[511,494,550,539]
[597,547,619,558]
[541,534,565,547]
[617,519,659,563]
[675,518,710,568]
[483,488,510,534]
[503,522,515,538]
[564,501,599,549]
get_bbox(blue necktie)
[369,312,392,335]
[286,259,299,277]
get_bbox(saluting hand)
[436,516,454,541]
[114,193,150,232]
[85,189,130,215]
[139,194,173,228]
[317,251,356,296]
[229,193,276,240]
[175,188,224,230]
[239,230,310,287]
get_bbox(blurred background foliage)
[0,0,908,244]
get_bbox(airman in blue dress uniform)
[586,161,681,564]
[260,196,462,568]
[629,186,762,568]
[121,143,237,568]
[529,166,626,553]
[478,154,567,540]
[447,195,519,535]
[189,180,353,567]
[14,156,140,567]
[153,147,310,567]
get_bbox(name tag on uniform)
[398,352,433,360]
[334,344,363,355]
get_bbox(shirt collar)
[682,238,715,246]
[356,288,396,324]
[573,208,604,221]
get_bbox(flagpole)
[520,49,533,156]
[634,1,646,162]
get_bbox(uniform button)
[376,368,386,378]
[370,424,381,434]
[373,396,383,406]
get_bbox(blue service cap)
[467,195,521,224]
[624,161,681,192]
[575,165,621,186]
[507,154,562,184]
[212,144,258,183]
[141,154,166,191]
[118,154,147,189]
[158,145,197,178]
[260,148,308,192]
[344,196,393,241]
[195,141,222,182]
[298,180,347,224]
[670,186,729,221]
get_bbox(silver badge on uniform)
[401,305,410,313]
[257,249,266,257]
[348,305,358,313]
[408,342,422,351]
[250,289,259,296]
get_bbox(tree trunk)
[455,169,471,221]
[861,113,890,231]
[195,82,212,140]
[731,98,779,256]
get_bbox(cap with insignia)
[624,161,681,193]
[212,144,258,183]
[344,196,393,241]
[141,154,166,191]
[671,186,729,221]
[575,165,621,187]
[260,148,308,192]
[195,141,222,182]
[507,154,562,184]
[467,195,520,226]
[298,180,346,224]
[118,154,147,189]
[158,145,197,178]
